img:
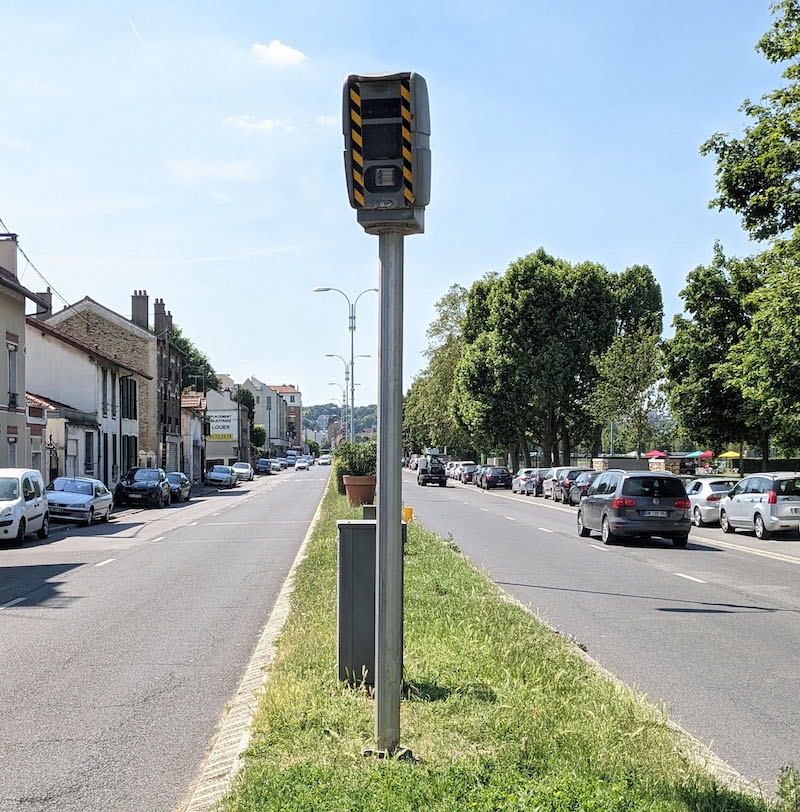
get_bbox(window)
[7,343,18,407]
[8,440,16,467]
[290,395,295,403]
[85,431,95,473]
[102,369,108,416]
[121,378,138,419]
[111,372,117,416]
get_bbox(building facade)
[204,388,250,469]
[241,376,288,457]
[271,384,302,451]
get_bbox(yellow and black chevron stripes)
[348,79,365,207]
[400,78,414,204]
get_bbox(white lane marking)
[480,508,488,512]
[152,536,165,542]
[94,558,115,568]
[692,534,800,565]
[449,497,458,500]
[589,544,608,551]
[189,522,199,526]
[505,516,515,521]
[462,501,469,505]
[674,572,707,584]
[538,527,553,533]
[0,597,25,609]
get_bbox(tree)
[171,323,221,392]
[251,424,266,448]
[233,387,255,419]
[663,243,766,454]
[701,0,800,240]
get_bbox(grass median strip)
[220,479,783,811]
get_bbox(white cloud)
[167,159,258,182]
[316,115,338,128]
[225,115,295,133]
[251,40,307,67]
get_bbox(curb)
[179,489,327,811]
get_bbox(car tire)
[672,534,689,548]
[754,514,770,540]
[693,507,704,527]
[438,481,446,487]
[14,518,26,547]
[37,514,49,540]
[84,508,95,527]
[102,506,111,522]
[577,510,591,538]
[601,516,617,545]
[720,509,734,534]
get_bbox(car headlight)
[0,506,12,517]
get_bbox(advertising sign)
[206,411,237,441]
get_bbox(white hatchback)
[0,468,49,546]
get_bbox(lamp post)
[314,286,378,443]
[328,383,346,445]
[325,354,349,441]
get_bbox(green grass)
[220,480,783,812]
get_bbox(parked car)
[166,472,192,503]
[481,466,512,490]
[685,477,739,527]
[576,470,691,547]
[46,476,113,525]
[523,468,547,497]
[511,468,535,494]
[542,466,572,499]
[567,470,600,505]
[718,472,800,539]
[114,467,171,508]
[473,465,485,486]
[0,468,49,545]
[318,454,332,466]
[269,459,282,473]
[460,464,477,483]
[232,462,254,482]
[206,465,237,489]
[295,458,309,470]
[255,458,272,475]
[276,458,288,469]
[553,468,594,504]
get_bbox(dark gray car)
[576,469,691,547]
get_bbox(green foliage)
[307,440,320,455]
[701,1,800,240]
[171,323,221,392]
[233,387,255,419]
[333,440,377,493]
[250,424,266,448]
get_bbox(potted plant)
[334,440,377,507]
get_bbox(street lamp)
[328,382,347,446]
[314,286,378,443]
[325,353,349,440]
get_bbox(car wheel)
[693,507,704,527]
[672,534,689,548]
[37,514,49,540]
[577,510,591,538]
[601,516,617,545]
[14,518,26,547]
[84,507,95,527]
[754,514,770,540]
[720,509,734,534]
[102,506,111,522]
[438,481,446,487]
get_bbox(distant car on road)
[460,464,477,483]
[318,454,332,466]
[523,468,547,497]
[46,476,113,526]
[255,458,272,475]
[232,462,254,482]
[553,468,594,504]
[685,477,738,527]
[206,465,237,489]
[269,460,282,473]
[0,468,49,545]
[511,468,535,494]
[566,470,599,505]
[480,466,512,490]
[295,458,309,470]
[166,472,192,503]
[114,467,171,508]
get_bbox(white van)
[0,468,49,546]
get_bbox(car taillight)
[767,490,777,504]
[563,479,571,488]
[612,497,637,509]
[707,493,721,502]
[674,498,690,509]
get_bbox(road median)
[215,477,784,811]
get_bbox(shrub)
[333,441,377,493]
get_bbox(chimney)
[154,297,167,335]
[131,289,149,330]
[166,309,173,336]
[0,235,19,279]
[35,286,52,320]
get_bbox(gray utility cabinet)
[337,519,406,686]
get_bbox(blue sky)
[1,1,781,408]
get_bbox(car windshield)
[622,477,686,498]
[167,473,182,483]
[492,468,509,475]
[132,469,159,482]
[48,478,93,495]
[0,477,19,499]
[232,463,249,470]
[212,466,229,473]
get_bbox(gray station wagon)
[576,469,691,547]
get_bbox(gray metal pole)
[375,231,404,752]
[350,308,356,444]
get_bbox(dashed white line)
[189,522,199,526]
[480,508,488,512]
[538,527,553,533]
[674,572,707,584]
[152,536,165,542]
[94,558,115,568]
[1,597,26,609]
[462,501,469,505]
[589,544,608,551]
[505,516,515,521]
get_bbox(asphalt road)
[0,466,329,812]
[403,469,800,789]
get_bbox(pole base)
[362,746,415,761]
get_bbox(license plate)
[129,493,142,499]
[642,510,668,518]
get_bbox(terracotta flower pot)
[342,475,376,508]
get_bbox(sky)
[1,1,782,409]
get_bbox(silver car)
[685,477,739,527]
[46,476,113,526]
[206,465,237,488]
[718,472,800,539]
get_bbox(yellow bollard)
[402,506,413,523]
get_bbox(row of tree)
[405,0,800,469]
